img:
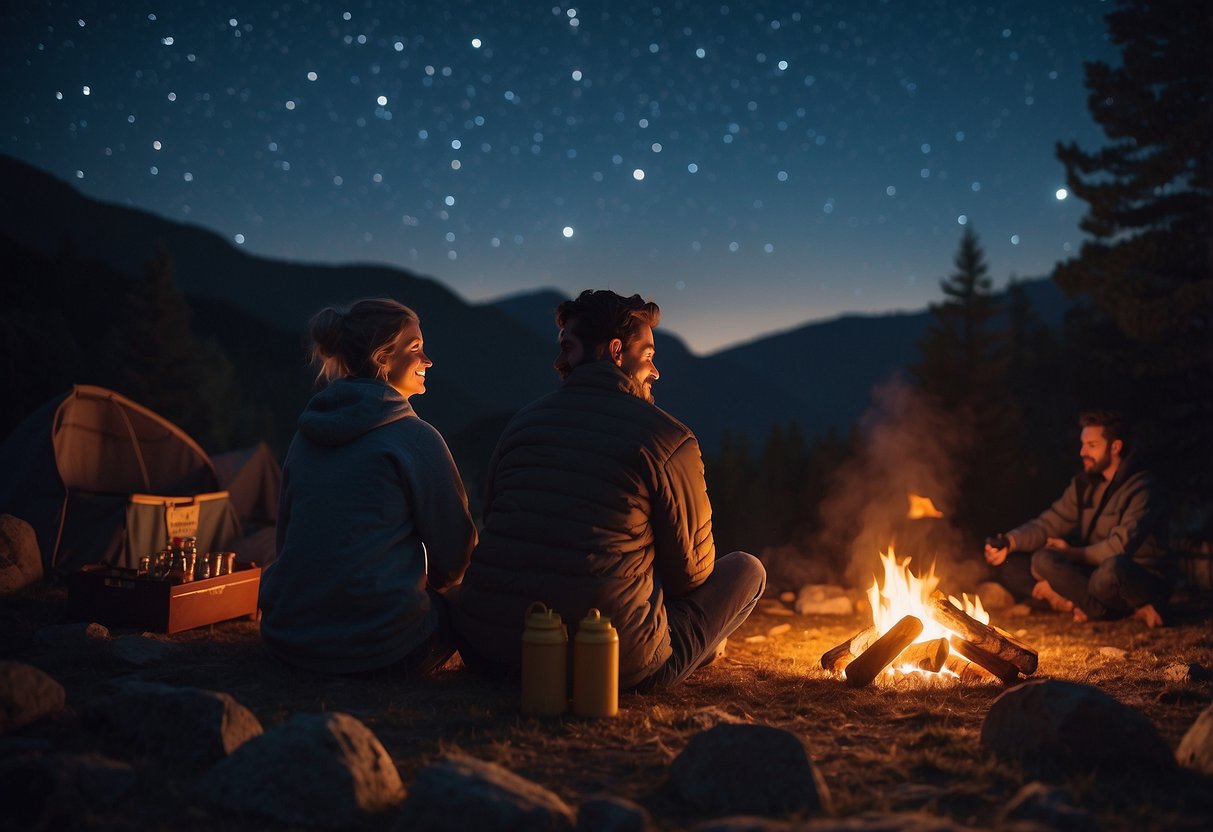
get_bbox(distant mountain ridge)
[1,154,1071,452]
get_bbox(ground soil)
[3,583,1212,831]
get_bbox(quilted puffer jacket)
[455,361,715,688]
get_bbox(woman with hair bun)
[258,298,476,676]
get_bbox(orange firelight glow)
[863,548,988,679]
[906,493,944,519]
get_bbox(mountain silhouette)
[1,153,1070,454]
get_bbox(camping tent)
[0,385,242,574]
[211,442,281,530]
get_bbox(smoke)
[808,379,985,593]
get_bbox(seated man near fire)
[453,289,767,689]
[984,409,1172,628]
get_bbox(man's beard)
[629,377,655,404]
[1082,449,1112,475]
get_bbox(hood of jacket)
[297,377,415,446]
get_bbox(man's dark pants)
[1030,551,1170,619]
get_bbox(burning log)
[929,591,1038,675]
[820,625,878,674]
[942,653,998,684]
[844,615,923,688]
[948,636,1020,685]
[894,637,949,673]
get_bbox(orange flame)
[865,548,989,679]
[907,493,944,519]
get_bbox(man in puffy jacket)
[984,410,1171,627]
[455,290,766,689]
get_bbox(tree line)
[705,0,1211,578]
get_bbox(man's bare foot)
[1031,580,1074,614]
[1132,604,1164,629]
[1072,607,1088,623]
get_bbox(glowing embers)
[822,549,1038,687]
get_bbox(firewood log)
[894,637,949,673]
[844,615,923,687]
[947,636,1020,684]
[820,624,878,674]
[942,653,998,684]
[929,591,1038,675]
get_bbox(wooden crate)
[69,563,261,634]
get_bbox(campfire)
[821,548,1038,687]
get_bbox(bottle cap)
[578,608,614,632]
[525,601,563,630]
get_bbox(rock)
[1176,702,1213,775]
[1098,646,1128,660]
[976,581,1014,611]
[980,679,1174,776]
[1163,662,1210,684]
[204,711,404,827]
[0,662,66,734]
[0,514,42,593]
[575,794,651,832]
[670,723,830,817]
[33,622,110,646]
[795,596,854,616]
[795,587,853,618]
[106,634,181,666]
[84,681,262,771]
[0,751,137,832]
[999,781,1098,832]
[397,753,575,831]
[1005,604,1033,618]
[767,623,792,637]
[778,591,796,604]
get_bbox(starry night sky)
[3,1,1118,353]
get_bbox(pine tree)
[1054,0,1213,533]
[914,228,1003,409]
[914,228,1023,536]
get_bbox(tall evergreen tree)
[914,228,1003,408]
[1054,0,1213,533]
[914,228,1022,536]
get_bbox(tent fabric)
[0,385,241,574]
[211,442,282,528]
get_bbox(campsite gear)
[521,602,568,716]
[69,561,261,634]
[0,385,246,574]
[223,552,237,575]
[573,608,619,718]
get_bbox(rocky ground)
[2,581,1212,831]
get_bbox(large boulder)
[1176,701,1213,775]
[202,711,404,828]
[0,662,65,734]
[0,514,42,593]
[0,751,137,832]
[980,679,1174,776]
[670,723,831,817]
[396,754,575,832]
[84,681,262,771]
[575,794,651,832]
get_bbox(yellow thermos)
[520,602,568,716]
[573,608,619,718]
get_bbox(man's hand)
[984,533,1014,567]
[1045,537,1082,561]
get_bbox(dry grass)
[4,584,1213,831]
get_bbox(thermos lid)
[578,607,614,632]
[525,601,563,629]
